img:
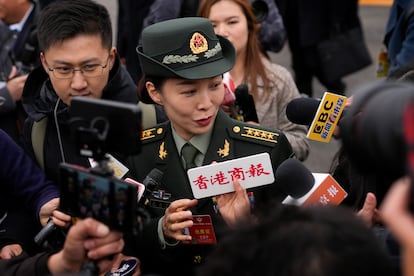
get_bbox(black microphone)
[140,168,164,206]
[234,84,259,123]
[275,158,314,199]
[286,97,321,126]
[276,158,347,205]
[34,219,57,247]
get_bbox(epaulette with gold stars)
[140,125,166,144]
[228,123,281,146]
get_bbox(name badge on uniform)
[182,215,217,245]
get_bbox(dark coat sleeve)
[0,252,52,276]
[0,129,59,220]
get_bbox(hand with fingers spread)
[161,199,198,242]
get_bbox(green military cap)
[136,17,236,103]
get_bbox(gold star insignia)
[142,128,156,140]
[159,141,167,160]
[217,139,230,157]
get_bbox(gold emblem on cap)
[159,141,167,160]
[190,32,208,54]
[217,139,230,157]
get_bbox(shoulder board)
[141,125,167,144]
[228,123,281,146]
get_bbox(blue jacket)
[384,0,414,76]
[0,128,59,250]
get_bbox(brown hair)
[198,0,271,100]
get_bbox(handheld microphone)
[287,92,348,142]
[234,84,259,123]
[286,97,321,126]
[34,219,57,246]
[275,158,348,206]
[140,168,164,206]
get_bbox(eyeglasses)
[44,55,110,79]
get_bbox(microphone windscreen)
[235,84,249,103]
[275,158,314,198]
[143,168,164,188]
[286,97,320,125]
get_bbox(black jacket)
[126,110,293,276]
[0,2,41,145]
[0,252,52,276]
[276,0,360,48]
[21,55,138,183]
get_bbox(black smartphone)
[59,163,138,232]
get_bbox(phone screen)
[59,163,138,231]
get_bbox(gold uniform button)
[233,126,240,133]
[157,128,163,134]
[193,255,202,264]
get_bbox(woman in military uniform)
[126,17,294,276]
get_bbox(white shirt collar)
[8,3,34,32]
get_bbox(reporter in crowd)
[0,128,59,259]
[21,0,164,184]
[0,218,124,275]
[198,0,309,161]
[0,0,41,145]
[126,17,293,275]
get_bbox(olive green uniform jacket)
[126,109,294,276]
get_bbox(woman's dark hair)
[137,75,166,104]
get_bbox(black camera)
[61,97,143,230]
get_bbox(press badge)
[89,153,129,179]
[182,215,217,245]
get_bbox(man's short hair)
[37,0,112,52]
[198,205,393,276]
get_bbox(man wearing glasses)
[21,0,139,184]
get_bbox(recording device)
[251,0,269,23]
[286,97,322,126]
[275,158,314,199]
[339,82,414,213]
[234,84,259,123]
[35,97,143,276]
[286,96,349,126]
[69,97,142,174]
[339,82,414,180]
[139,168,165,207]
[59,163,139,232]
[276,158,347,206]
[287,92,347,143]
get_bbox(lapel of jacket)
[159,123,195,199]
[198,110,236,209]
